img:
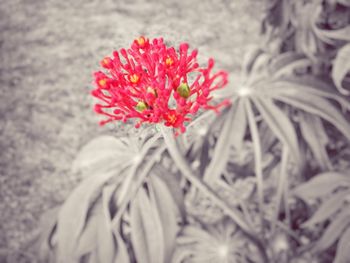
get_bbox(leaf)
[299,112,332,171]
[268,52,311,79]
[268,52,306,75]
[337,0,350,6]
[149,173,180,262]
[317,26,350,42]
[242,46,265,77]
[75,200,101,258]
[314,209,350,252]
[130,186,164,263]
[229,99,247,151]
[96,185,119,263]
[269,76,350,113]
[252,96,300,163]
[203,103,235,182]
[72,136,135,174]
[56,169,122,262]
[332,43,350,95]
[259,121,278,154]
[171,247,193,263]
[247,52,272,85]
[154,164,186,221]
[334,227,350,263]
[37,206,60,263]
[302,189,350,228]
[293,172,350,201]
[176,225,214,247]
[272,89,350,142]
[183,110,216,148]
[114,234,130,263]
[245,98,264,212]
[272,147,289,231]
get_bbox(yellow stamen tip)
[98,79,107,86]
[129,74,140,84]
[168,114,176,124]
[166,57,173,66]
[137,37,145,46]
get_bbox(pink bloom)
[92,36,230,133]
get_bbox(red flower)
[92,36,230,133]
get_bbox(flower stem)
[160,125,268,263]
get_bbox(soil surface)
[0,0,261,261]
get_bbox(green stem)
[160,125,269,263]
[111,143,166,229]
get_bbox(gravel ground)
[0,0,261,260]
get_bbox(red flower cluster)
[92,36,230,133]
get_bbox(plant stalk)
[160,125,269,263]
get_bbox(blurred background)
[0,0,261,261]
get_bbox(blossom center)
[166,57,174,66]
[136,36,146,46]
[237,86,252,97]
[98,79,107,87]
[101,57,112,68]
[129,74,140,84]
[167,114,177,124]
[217,244,229,259]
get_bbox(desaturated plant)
[37,0,350,262]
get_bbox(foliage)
[37,0,350,262]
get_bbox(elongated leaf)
[230,99,247,151]
[177,225,214,245]
[96,185,119,263]
[338,0,350,6]
[149,174,180,262]
[171,247,193,263]
[259,121,277,154]
[299,112,332,170]
[273,91,350,141]
[37,206,60,263]
[152,163,185,219]
[314,209,350,252]
[293,172,350,201]
[203,105,235,182]
[242,46,264,77]
[269,77,350,112]
[75,200,101,258]
[247,52,272,85]
[183,110,216,148]
[268,52,306,76]
[316,26,350,42]
[303,189,350,228]
[111,144,167,230]
[334,227,350,263]
[56,169,121,262]
[272,58,311,79]
[130,186,164,263]
[114,234,130,263]
[273,147,289,231]
[332,43,350,95]
[72,136,134,174]
[245,98,264,212]
[253,96,299,163]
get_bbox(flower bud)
[136,101,148,112]
[147,87,157,97]
[176,83,190,99]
